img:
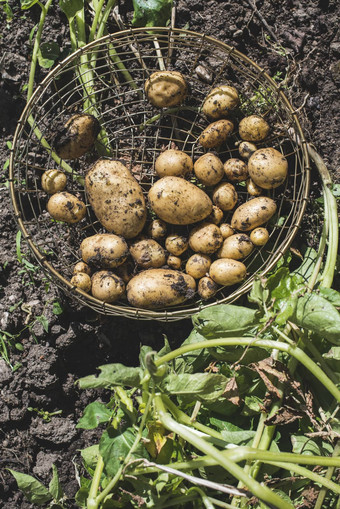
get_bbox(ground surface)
[0,0,339,507]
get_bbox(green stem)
[88,0,106,43]
[87,455,104,509]
[314,440,340,509]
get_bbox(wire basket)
[9,27,310,321]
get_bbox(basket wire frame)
[9,28,310,321]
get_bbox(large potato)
[80,233,129,269]
[231,197,277,231]
[209,258,247,286]
[91,271,125,303]
[202,85,239,119]
[85,159,147,239]
[155,149,193,177]
[47,192,86,224]
[217,233,253,260]
[130,239,166,269]
[148,177,213,225]
[248,148,288,189]
[194,153,224,186]
[212,182,238,211]
[41,169,67,194]
[145,71,187,108]
[189,223,223,254]
[126,269,196,309]
[54,113,100,160]
[238,115,270,142]
[199,119,234,149]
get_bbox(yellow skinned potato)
[80,234,129,269]
[91,271,125,303]
[70,272,92,293]
[209,258,247,286]
[47,192,86,224]
[220,223,235,239]
[231,197,277,231]
[224,158,249,183]
[217,233,253,260]
[199,119,234,149]
[145,71,187,108]
[239,115,270,142]
[167,255,182,270]
[212,182,238,211]
[246,178,263,196]
[202,85,239,119]
[185,254,211,279]
[148,219,167,240]
[250,227,270,246]
[116,260,135,283]
[189,223,223,254]
[54,113,100,160]
[126,269,196,309]
[148,177,213,225]
[194,153,224,186]
[248,148,288,189]
[73,261,91,276]
[155,149,193,177]
[238,141,257,159]
[165,235,188,256]
[85,159,146,239]
[198,276,219,300]
[207,205,224,225]
[41,170,67,194]
[130,238,166,269]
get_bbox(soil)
[0,0,339,507]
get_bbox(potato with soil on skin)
[194,153,224,186]
[238,141,257,159]
[223,158,249,183]
[198,276,219,300]
[85,159,147,239]
[54,113,100,160]
[185,253,211,279]
[209,258,247,286]
[202,85,239,119]
[199,119,234,149]
[212,182,238,211]
[148,219,167,240]
[250,227,270,246]
[167,255,182,270]
[238,115,270,142]
[189,222,223,254]
[47,192,86,224]
[73,261,91,276]
[126,269,196,309]
[91,271,125,303]
[207,205,224,225]
[220,223,235,239]
[155,149,193,177]
[145,71,187,108]
[165,234,189,256]
[41,169,67,194]
[130,238,166,269]
[231,196,277,231]
[80,233,129,269]
[217,233,254,260]
[246,178,263,196]
[116,260,135,283]
[248,147,288,189]
[148,176,213,225]
[70,272,92,293]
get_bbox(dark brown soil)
[0,0,339,507]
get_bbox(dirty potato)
[248,147,288,189]
[189,222,223,254]
[198,276,219,300]
[130,238,166,269]
[70,272,92,293]
[199,119,234,149]
[194,153,224,186]
[185,253,212,279]
[246,178,263,196]
[238,141,257,159]
[47,192,86,224]
[73,261,91,276]
[91,271,125,303]
[80,233,129,269]
[165,234,189,256]
[167,255,182,270]
[145,71,187,108]
[155,149,193,177]
[202,85,239,119]
[209,258,247,286]
[217,233,253,260]
[250,227,270,246]
[212,182,238,211]
[223,158,249,183]
[238,115,270,142]
[41,169,67,194]
[207,205,224,225]
[219,223,235,239]
[231,197,277,231]
[54,113,100,160]
[148,219,167,240]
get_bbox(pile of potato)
[42,71,289,310]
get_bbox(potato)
[148,219,167,240]
[167,255,182,270]
[73,261,91,276]
[116,260,135,283]
[189,223,223,254]
[194,153,224,186]
[91,271,125,303]
[246,178,263,196]
[238,115,270,142]
[126,269,196,309]
[54,113,100,160]
[212,182,238,211]
[70,272,92,293]
[148,177,213,225]
[199,119,234,149]
[250,227,269,246]
[209,258,247,286]
[231,197,277,231]
[85,159,146,239]
[217,233,253,260]
[185,254,211,279]
[145,71,187,108]
[165,235,189,256]
[47,192,86,224]
[198,276,219,300]
[238,141,257,159]
[80,233,129,269]
[41,169,67,194]
[207,205,224,225]
[155,149,193,177]
[220,223,235,239]
[248,148,288,189]
[130,238,166,269]
[202,85,239,119]
[223,158,249,183]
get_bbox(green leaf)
[319,288,340,307]
[78,364,143,389]
[192,304,258,338]
[174,329,212,374]
[36,315,49,332]
[248,278,269,307]
[132,0,172,28]
[241,395,263,416]
[48,465,63,502]
[162,373,228,403]
[291,247,318,283]
[8,470,52,505]
[59,0,83,19]
[291,435,321,456]
[21,0,39,9]
[38,42,60,69]
[220,429,256,445]
[75,486,89,508]
[294,293,340,344]
[267,268,304,323]
[77,401,112,429]
[80,444,100,470]
[52,301,64,315]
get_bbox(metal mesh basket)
[9,27,310,321]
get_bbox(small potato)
[148,219,167,240]
[185,254,211,279]
[91,271,125,303]
[198,276,219,300]
[126,269,196,309]
[155,149,193,177]
[248,147,288,189]
[73,261,91,276]
[130,239,166,269]
[194,153,224,186]
[209,258,247,286]
[54,113,100,160]
[199,119,234,149]
[189,223,223,254]
[224,158,249,183]
[207,205,224,225]
[41,170,67,194]
[70,272,92,293]
[250,227,269,246]
[231,197,277,231]
[145,71,187,108]
[202,85,239,119]
[80,234,129,269]
[116,260,135,283]
[238,141,257,159]
[246,178,263,196]
[217,233,253,260]
[220,223,235,239]
[165,235,188,256]
[47,192,86,224]
[212,182,238,211]
[167,255,182,270]
[239,115,270,142]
